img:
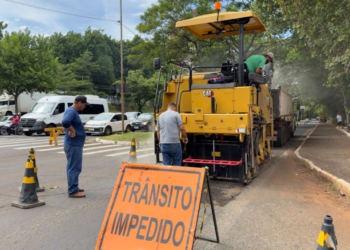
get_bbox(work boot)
[78,188,84,192]
[69,192,86,198]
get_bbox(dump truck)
[154,5,275,184]
[271,87,295,147]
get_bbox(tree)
[136,0,268,67]
[0,29,59,113]
[49,31,85,64]
[0,21,8,40]
[121,70,157,112]
[256,0,350,121]
[69,51,99,94]
[54,64,79,94]
[50,28,122,97]
[92,55,115,95]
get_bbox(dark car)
[125,111,141,122]
[131,113,154,132]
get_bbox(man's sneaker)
[69,192,86,198]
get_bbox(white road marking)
[83,146,131,155]
[0,141,52,148]
[106,148,153,157]
[57,145,131,154]
[1,137,155,158]
[34,143,99,151]
[136,153,155,159]
[0,138,59,144]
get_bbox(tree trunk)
[340,88,349,126]
[14,93,19,114]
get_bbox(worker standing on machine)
[245,52,274,74]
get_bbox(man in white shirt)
[336,113,343,129]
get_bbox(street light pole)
[119,0,125,134]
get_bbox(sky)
[0,0,158,40]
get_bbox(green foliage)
[2,1,349,123]
[136,0,268,67]
[256,0,350,122]
[0,21,8,40]
[54,64,77,94]
[93,55,116,94]
[0,29,59,112]
[120,70,157,112]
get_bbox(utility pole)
[119,0,125,134]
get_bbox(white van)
[20,95,108,136]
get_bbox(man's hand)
[68,129,76,138]
[183,137,189,144]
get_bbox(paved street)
[0,134,156,250]
[0,135,154,158]
[1,124,349,249]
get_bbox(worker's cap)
[75,95,90,105]
[265,52,274,59]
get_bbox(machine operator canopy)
[175,11,266,40]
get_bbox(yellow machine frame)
[154,8,273,183]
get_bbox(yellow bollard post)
[128,138,137,163]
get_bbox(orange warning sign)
[95,162,205,250]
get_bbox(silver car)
[125,112,141,122]
[85,112,131,135]
[0,116,12,127]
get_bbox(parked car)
[125,111,141,122]
[0,116,12,127]
[85,112,131,135]
[131,113,154,132]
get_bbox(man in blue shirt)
[62,95,89,198]
[245,52,274,74]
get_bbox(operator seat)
[221,61,233,76]
[233,63,250,85]
[248,73,268,84]
[207,61,234,84]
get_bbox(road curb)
[294,124,350,197]
[339,128,350,138]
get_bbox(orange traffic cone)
[29,148,45,192]
[12,157,45,209]
[128,138,137,163]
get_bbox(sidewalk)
[295,123,350,196]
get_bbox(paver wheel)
[243,135,259,185]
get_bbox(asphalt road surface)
[0,124,349,250]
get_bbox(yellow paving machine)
[154,5,274,184]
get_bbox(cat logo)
[202,90,214,97]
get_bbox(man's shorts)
[337,121,342,125]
